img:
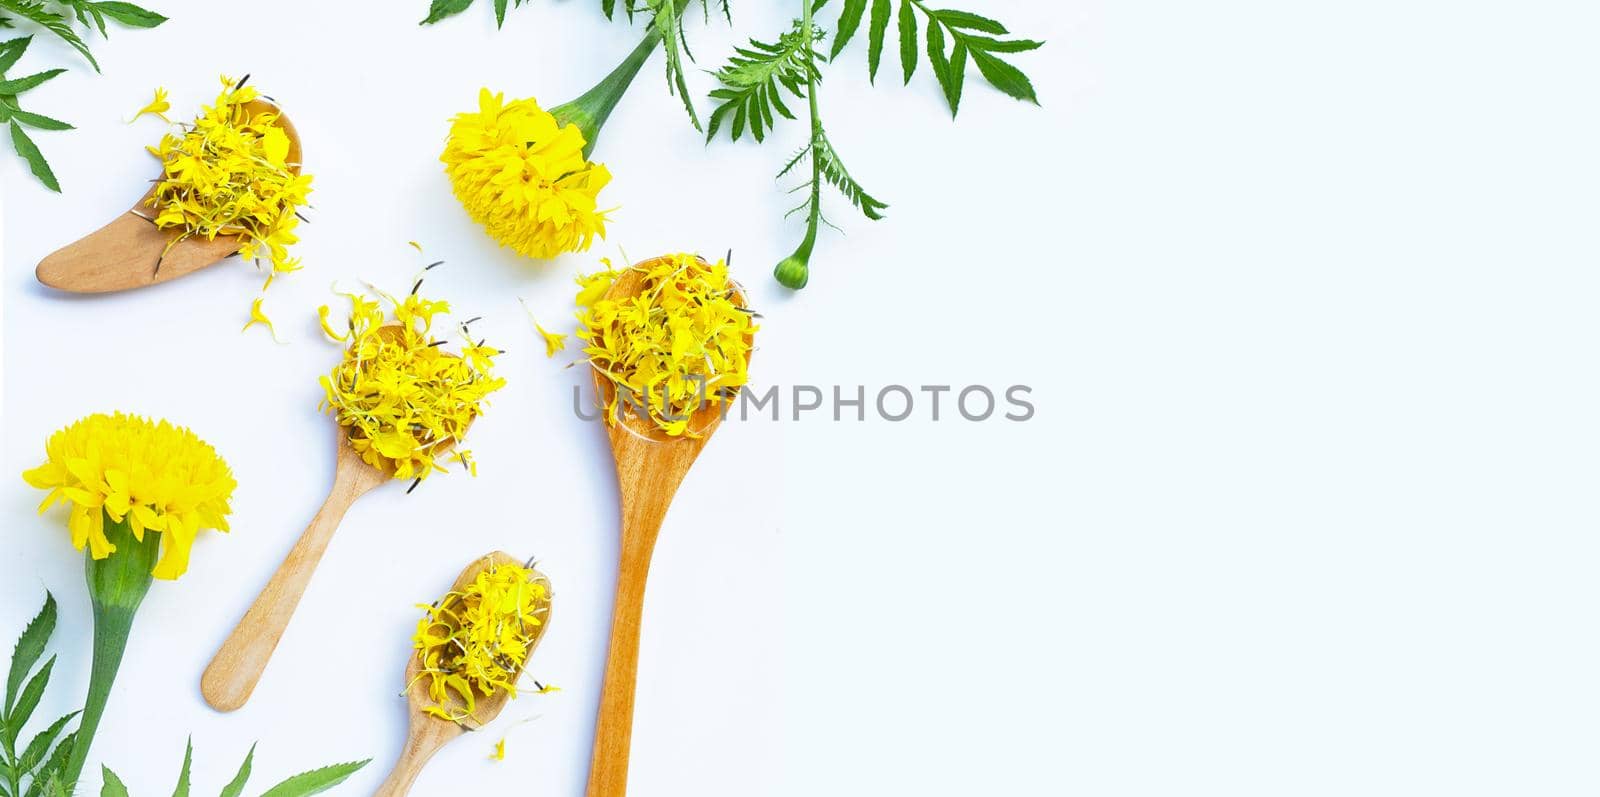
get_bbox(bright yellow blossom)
[129,87,170,123]
[144,76,312,284]
[577,254,757,436]
[441,89,611,260]
[318,285,505,482]
[21,413,236,580]
[412,560,550,723]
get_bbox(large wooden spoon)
[375,551,553,797]
[585,257,752,797]
[35,99,301,293]
[202,327,464,712]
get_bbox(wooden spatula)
[35,99,301,293]
[375,551,553,797]
[585,257,752,797]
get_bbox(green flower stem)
[552,26,665,159]
[60,513,156,789]
[776,0,824,291]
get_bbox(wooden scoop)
[36,99,302,293]
[585,257,752,797]
[202,326,464,712]
[375,552,553,797]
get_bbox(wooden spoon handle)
[201,461,376,712]
[373,719,461,797]
[586,520,664,797]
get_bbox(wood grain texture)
[35,100,301,294]
[585,257,750,797]
[200,430,386,712]
[374,552,552,797]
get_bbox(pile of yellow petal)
[442,89,611,259]
[577,254,757,436]
[318,287,505,483]
[143,75,312,283]
[412,560,550,723]
[22,412,236,580]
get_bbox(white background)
[2,1,1599,795]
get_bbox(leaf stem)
[775,0,824,290]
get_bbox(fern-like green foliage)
[420,0,713,129]
[100,739,368,797]
[0,1,93,70]
[0,0,163,191]
[705,22,820,143]
[825,0,1042,116]
[0,593,80,797]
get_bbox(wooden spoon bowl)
[585,255,751,797]
[36,99,302,293]
[375,552,553,797]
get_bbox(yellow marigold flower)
[442,89,611,260]
[144,75,312,283]
[318,284,505,483]
[577,254,757,436]
[21,412,236,580]
[412,560,550,723]
[128,87,170,124]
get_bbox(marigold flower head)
[412,560,550,723]
[318,284,505,483]
[577,254,757,437]
[442,89,612,260]
[144,75,312,281]
[22,412,236,580]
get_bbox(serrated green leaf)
[0,35,31,73]
[927,20,949,105]
[23,731,73,797]
[216,744,254,797]
[99,767,128,797]
[17,711,77,776]
[9,656,53,733]
[602,0,615,20]
[969,47,1037,104]
[8,109,70,130]
[945,40,966,115]
[420,0,473,24]
[931,9,1004,34]
[897,0,916,84]
[493,0,507,26]
[964,36,1042,54]
[815,132,887,220]
[169,736,191,797]
[0,68,64,94]
[256,760,369,797]
[829,0,865,60]
[89,2,165,28]
[866,0,889,82]
[0,2,96,71]
[6,593,53,716]
[10,120,57,191]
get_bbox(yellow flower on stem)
[442,89,611,260]
[440,29,662,261]
[21,412,236,790]
[23,412,236,580]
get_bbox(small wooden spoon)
[375,551,553,797]
[36,99,302,293]
[585,257,752,797]
[202,327,465,712]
